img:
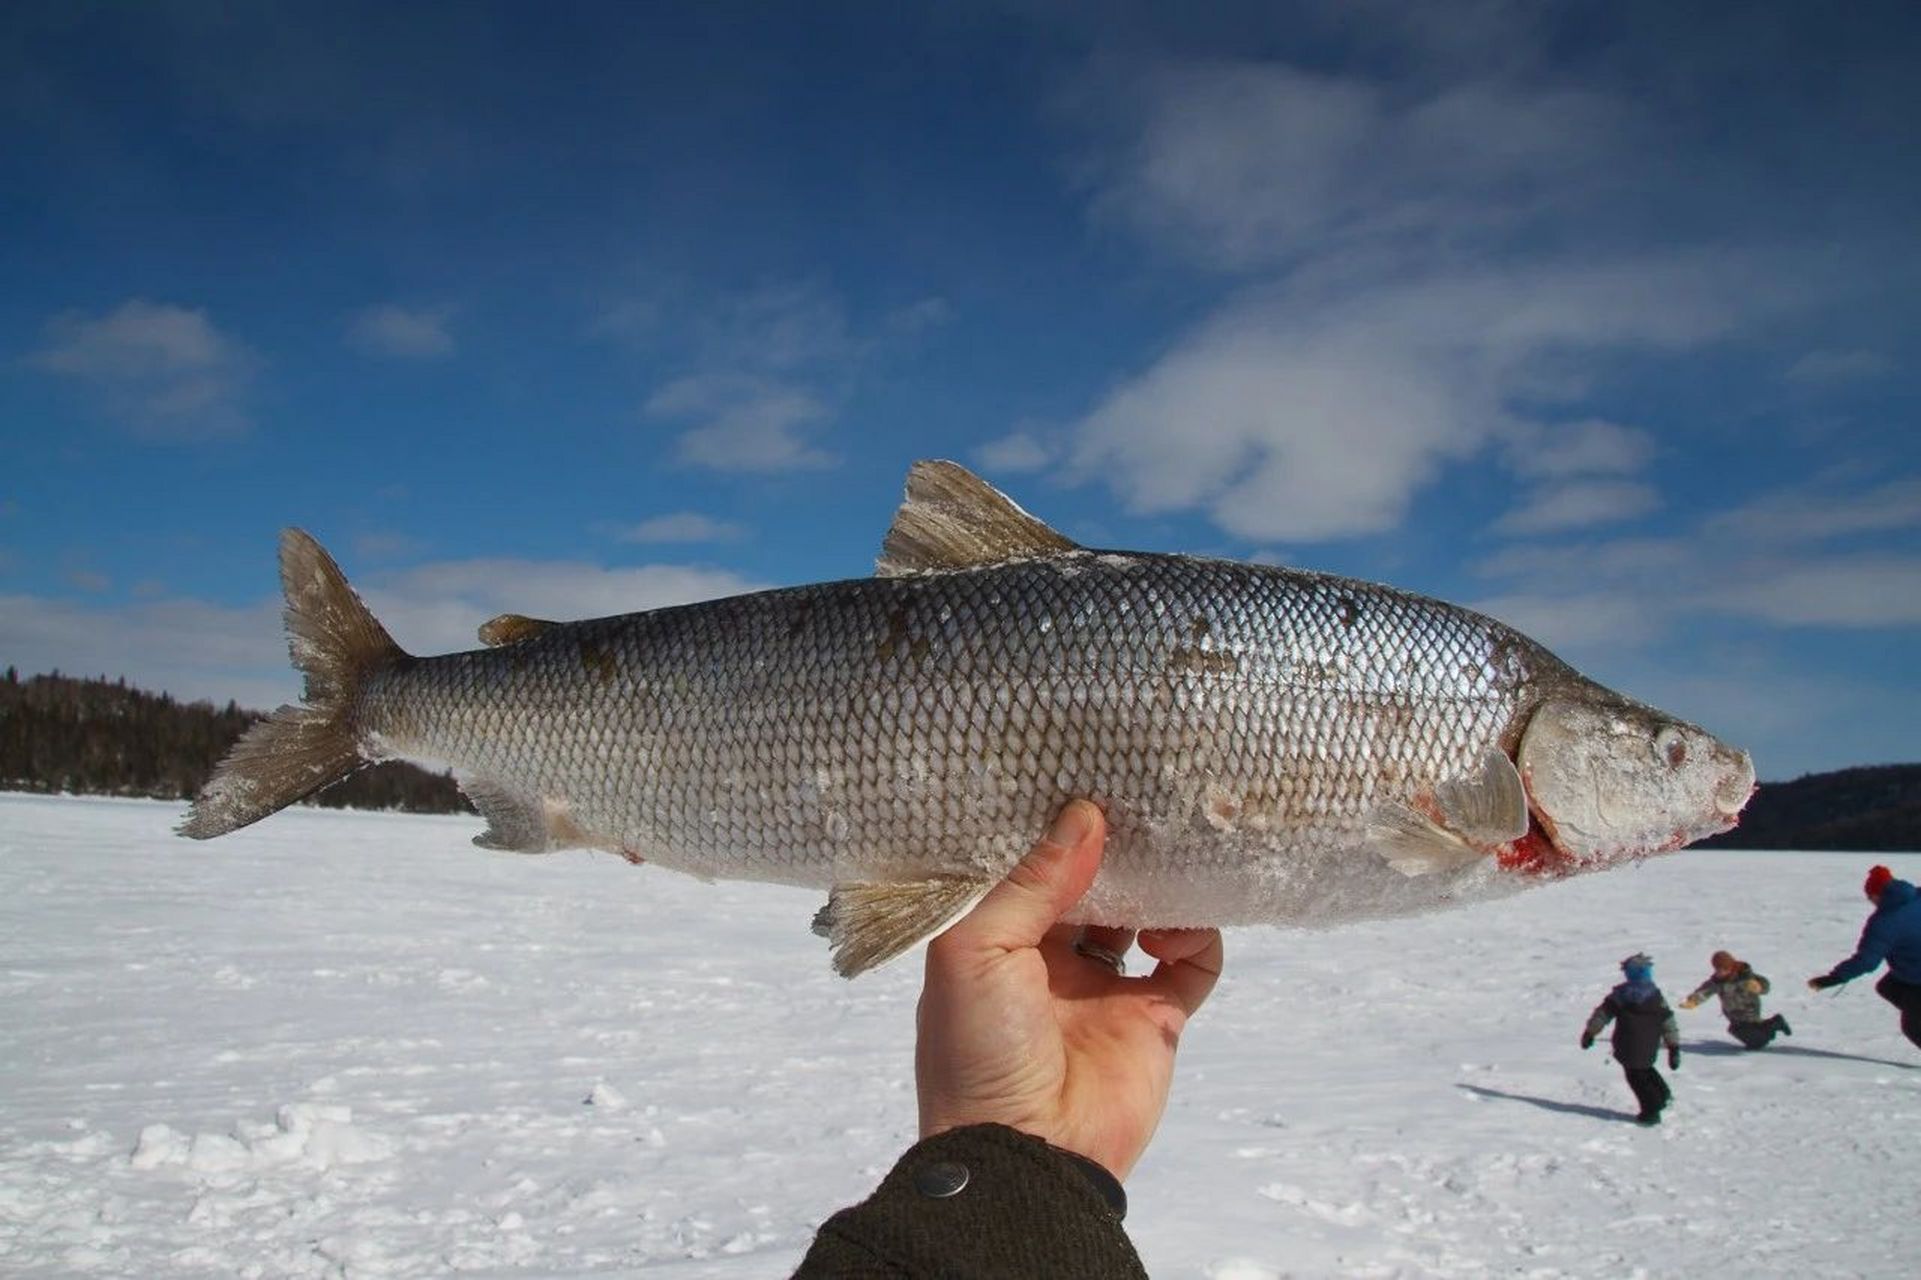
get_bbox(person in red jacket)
[1809,864,1921,1051]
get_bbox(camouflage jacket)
[1683,965,1771,1024]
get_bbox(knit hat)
[1710,950,1737,971]
[1620,952,1653,980]
[1865,865,1894,900]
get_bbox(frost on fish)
[182,459,1755,975]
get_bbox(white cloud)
[348,304,455,359]
[351,531,429,560]
[1705,477,1921,544]
[616,512,748,544]
[884,296,953,336]
[701,281,853,373]
[1060,48,1806,545]
[1785,348,1891,384]
[0,591,292,710]
[1508,419,1658,478]
[647,374,836,473]
[0,556,768,712]
[1069,258,1742,541]
[1470,473,1921,659]
[975,432,1054,474]
[1494,480,1661,536]
[1702,556,1921,628]
[29,299,255,439]
[1081,61,1623,271]
[362,557,767,653]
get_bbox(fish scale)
[364,555,1533,906]
[182,460,1753,975]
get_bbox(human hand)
[1679,995,1700,1010]
[1579,1033,1595,1050]
[1808,975,1838,991]
[915,800,1224,1180]
[1668,1046,1681,1070]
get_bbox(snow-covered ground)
[0,793,1913,1278]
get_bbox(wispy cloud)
[1785,348,1891,384]
[1705,477,1921,545]
[605,279,949,474]
[647,374,835,473]
[1079,61,1624,272]
[28,299,256,439]
[362,557,767,652]
[975,431,1054,474]
[348,304,455,359]
[1471,473,1921,658]
[1494,480,1661,536]
[1508,419,1658,479]
[1062,51,1795,544]
[615,512,749,544]
[1069,257,1745,541]
[0,556,768,710]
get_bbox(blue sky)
[3,1,1917,781]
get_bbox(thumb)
[943,801,1105,954]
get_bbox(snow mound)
[129,1103,392,1174]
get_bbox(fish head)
[1516,693,1755,870]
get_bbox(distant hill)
[0,669,469,816]
[1699,763,1921,852]
[3,668,1915,849]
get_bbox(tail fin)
[178,529,407,839]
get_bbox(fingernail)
[1042,801,1093,851]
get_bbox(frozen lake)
[1,792,1914,1277]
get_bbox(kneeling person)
[1680,950,1790,1049]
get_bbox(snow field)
[0,793,1914,1277]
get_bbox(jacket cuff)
[792,1124,1146,1278]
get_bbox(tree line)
[0,668,469,815]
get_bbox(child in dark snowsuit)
[1681,950,1791,1049]
[1582,953,1681,1125]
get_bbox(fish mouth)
[1715,752,1757,819]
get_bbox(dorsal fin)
[876,460,1079,577]
[478,613,558,647]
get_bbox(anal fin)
[459,775,555,853]
[811,875,991,977]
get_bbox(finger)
[943,801,1105,955]
[1136,927,1224,1018]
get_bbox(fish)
[181,460,1755,975]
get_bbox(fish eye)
[1656,726,1687,769]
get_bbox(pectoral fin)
[1434,750,1529,846]
[811,875,991,977]
[1369,751,1529,878]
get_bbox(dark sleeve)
[791,1124,1146,1279]
[1827,916,1891,984]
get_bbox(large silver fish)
[182,461,1754,974]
